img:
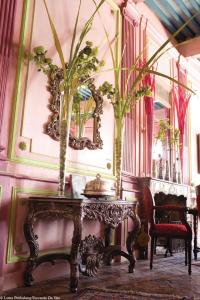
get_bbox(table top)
[28,195,138,206]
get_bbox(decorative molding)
[0,0,17,149]
[8,0,30,161]
[18,141,27,151]
[7,0,120,179]
[6,186,60,263]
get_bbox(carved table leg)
[126,214,141,273]
[23,210,39,286]
[104,225,112,265]
[70,214,82,293]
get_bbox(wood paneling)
[0,0,16,145]
[121,15,147,177]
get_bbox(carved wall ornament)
[45,68,103,150]
[19,141,27,151]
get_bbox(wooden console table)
[23,196,140,292]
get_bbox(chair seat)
[143,184,192,274]
[151,223,191,237]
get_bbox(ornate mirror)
[45,68,103,150]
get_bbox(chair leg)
[188,240,192,275]
[154,237,157,254]
[150,236,154,270]
[185,240,188,266]
[165,238,173,257]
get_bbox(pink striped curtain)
[172,60,191,173]
[0,0,16,148]
[121,9,150,176]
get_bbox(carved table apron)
[23,196,140,292]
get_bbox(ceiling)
[144,0,200,58]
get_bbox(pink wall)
[0,0,120,291]
[0,0,196,292]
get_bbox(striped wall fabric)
[121,11,149,176]
[0,0,16,137]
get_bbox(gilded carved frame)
[45,68,103,150]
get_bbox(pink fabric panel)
[0,0,16,133]
[172,61,191,172]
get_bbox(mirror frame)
[45,68,103,150]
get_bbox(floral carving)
[83,203,135,228]
[24,197,140,289]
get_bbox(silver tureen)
[83,174,114,198]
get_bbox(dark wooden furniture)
[188,184,200,260]
[23,196,140,292]
[138,177,190,200]
[137,177,190,256]
[143,185,192,274]
[188,208,199,260]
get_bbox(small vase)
[152,159,157,178]
[164,160,170,181]
[177,158,182,184]
[172,162,177,183]
[158,155,163,180]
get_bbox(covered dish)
[83,174,114,198]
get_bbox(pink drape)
[172,61,191,171]
[142,60,156,175]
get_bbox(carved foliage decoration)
[79,234,104,277]
[45,68,103,150]
[83,203,135,228]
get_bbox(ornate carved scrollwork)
[45,68,103,150]
[79,234,104,277]
[83,203,135,227]
[23,197,140,290]
[23,203,76,287]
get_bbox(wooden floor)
[2,251,200,299]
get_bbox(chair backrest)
[196,184,200,219]
[143,184,155,225]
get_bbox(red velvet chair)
[143,184,192,274]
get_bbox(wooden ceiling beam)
[177,36,200,57]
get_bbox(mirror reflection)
[152,99,171,179]
[44,69,103,150]
[153,100,170,159]
[71,85,95,140]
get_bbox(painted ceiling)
[144,0,200,42]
